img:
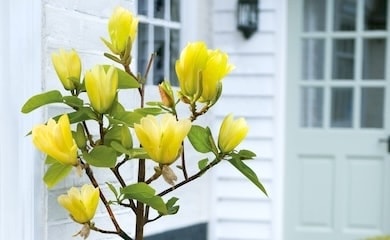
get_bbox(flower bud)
[200,49,234,103]
[102,6,138,55]
[32,114,78,166]
[158,80,175,108]
[51,49,81,90]
[218,114,249,153]
[85,65,118,114]
[134,114,191,165]
[57,184,100,224]
[175,42,209,101]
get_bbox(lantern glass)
[237,0,258,39]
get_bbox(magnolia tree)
[22,6,267,240]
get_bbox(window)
[137,0,181,86]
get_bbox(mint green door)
[285,0,390,239]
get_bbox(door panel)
[285,0,390,239]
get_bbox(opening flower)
[85,65,118,114]
[218,114,249,153]
[57,184,100,224]
[134,114,191,165]
[102,6,138,55]
[32,114,78,166]
[175,41,209,101]
[51,49,81,90]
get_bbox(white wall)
[0,0,43,239]
[210,0,286,239]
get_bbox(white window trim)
[0,0,43,239]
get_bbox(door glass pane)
[169,29,180,86]
[365,0,387,30]
[302,39,325,80]
[154,0,165,19]
[153,26,165,85]
[171,0,180,21]
[334,0,356,31]
[331,88,353,128]
[137,23,149,77]
[303,0,326,32]
[363,38,386,80]
[332,39,355,80]
[301,87,324,127]
[361,87,384,128]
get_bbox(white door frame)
[0,0,44,239]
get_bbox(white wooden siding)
[210,0,285,240]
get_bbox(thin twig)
[111,167,136,213]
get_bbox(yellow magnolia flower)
[134,114,191,165]
[51,49,81,90]
[218,114,249,153]
[85,65,118,114]
[102,6,138,55]
[200,49,234,102]
[175,42,209,100]
[32,114,78,165]
[57,184,100,224]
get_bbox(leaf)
[83,145,117,168]
[228,157,268,196]
[102,65,139,89]
[43,162,72,189]
[21,90,63,113]
[44,155,57,164]
[198,158,209,171]
[62,96,84,108]
[237,149,257,160]
[187,125,215,154]
[106,182,119,198]
[120,183,168,214]
[166,197,180,215]
[134,107,163,116]
[109,111,144,127]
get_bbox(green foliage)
[21,90,63,113]
[83,145,117,167]
[228,157,268,196]
[187,125,218,155]
[43,162,72,189]
[120,183,168,214]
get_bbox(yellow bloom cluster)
[51,49,81,90]
[134,114,191,165]
[57,184,100,224]
[218,114,249,153]
[32,114,78,166]
[176,42,234,103]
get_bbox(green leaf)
[228,157,268,196]
[106,182,119,198]
[21,90,63,113]
[134,107,163,116]
[62,96,84,108]
[105,125,133,150]
[237,149,257,160]
[68,107,98,123]
[120,183,168,214]
[83,145,117,167]
[44,155,57,164]
[43,162,72,189]
[187,125,216,153]
[102,65,139,89]
[166,197,180,215]
[73,123,87,149]
[198,158,209,171]
[109,111,144,127]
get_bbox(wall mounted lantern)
[237,0,258,39]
